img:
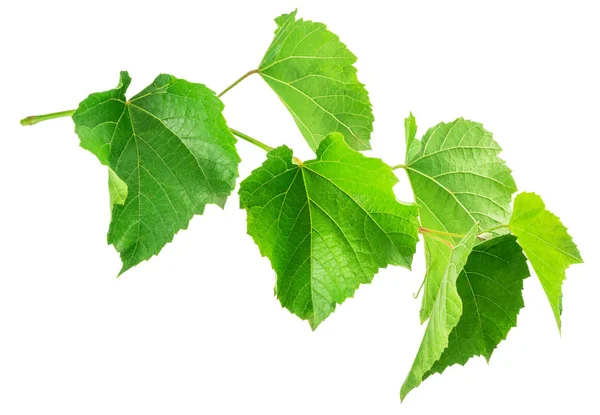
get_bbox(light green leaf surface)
[405,116,517,322]
[239,133,419,329]
[259,10,373,152]
[73,71,240,274]
[424,235,529,379]
[108,168,127,210]
[509,192,583,330]
[404,112,420,162]
[400,224,479,401]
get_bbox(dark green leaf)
[425,235,530,379]
[73,71,240,274]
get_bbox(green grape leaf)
[73,71,240,274]
[405,116,517,323]
[424,234,529,379]
[509,192,583,330]
[108,168,127,210]
[400,224,479,401]
[239,133,419,329]
[259,10,373,152]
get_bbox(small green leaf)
[509,192,583,330]
[405,117,517,322]
[400,224,479,401]
[424,235,529,379]
[259,10,374,152]
[108,168,127,210]
[73,71,240,274]
[239,133,419,329]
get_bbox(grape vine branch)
[18,9,583,403]
[19,101,505,246]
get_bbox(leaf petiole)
[20,109,76,126]
[391,163,407,170]
[423,233,455,249]
[419,227,464,238]
[217,69,259,97]
[230,128,303,164]
[419,224,509,242]
[229,128,274,152]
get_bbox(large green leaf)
[424,235,529,379]
[405,116,517,322]
[400,224,479,401]
[509,192,583,330]
[73,71,240,274]
[239,133,419,329]
[259,10,373,152]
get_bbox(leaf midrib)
[260,72,367,148]
[510,224,582,262]
[406,166,479,228]
[128,101,218,199]
[303,165,407,261]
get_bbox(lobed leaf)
[73,71,240,274]
[400,224,479,401]
[259,10,373,152]
[424,235,529,379]
[509,192,583,330]
[239,133,419,329]
[404,116,517,322]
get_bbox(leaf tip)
[399,383,410,402]
[308,314,324,331]
[116,265,129,278]
[117,70,132,91]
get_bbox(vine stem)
[20,109,76,126]
[217,69,259,97]
[230,128,303,164]
[229,128,273,152]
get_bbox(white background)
[1,1,598,413]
